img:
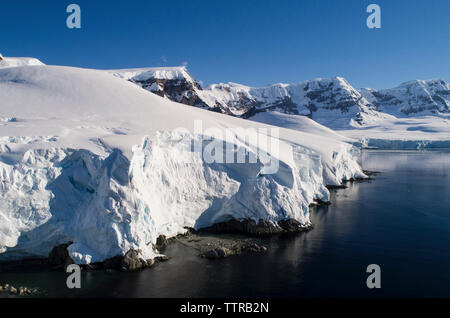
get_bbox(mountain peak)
[109,66,193,82]
[397,78,448,88]
[360,78,450,116]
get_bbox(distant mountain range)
[360,79,450,116]
[109,67,450,129]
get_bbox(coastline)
[2,148,450,298]
[0,170,379,279]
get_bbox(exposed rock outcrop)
[155,235,169,250]
[102,249,167,271]
[202,247,233,259]
[120,249,147,271]
[199,218,310,236]
[0,284,38,296]
[48,243,74,269]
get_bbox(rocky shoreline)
[0,218,308,274]
[178,233,269,260]
[0,244,169,273]
[198,218,312,236]
[0,284,38,296]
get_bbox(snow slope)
[338,115,450,149]
[0,57,44,69]
[0,61,365,263]
[249,110,450,149]
[250,111,355,144]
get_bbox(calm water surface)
[1,150,450,298]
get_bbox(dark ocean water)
[1,149,450,298]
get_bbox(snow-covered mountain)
[110,68,386,129]
[204,77,385,129]
[0,57,366,264]
[111,67,450,122]
[110,67,450,149]
[360,79,450,116]
[109,67,230,114]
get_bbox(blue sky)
[1,0,449,89]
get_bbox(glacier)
[0,59,366,264]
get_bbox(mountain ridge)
[109,66,450,129]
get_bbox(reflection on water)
[1,150,450,297]
[362,149,450,177]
